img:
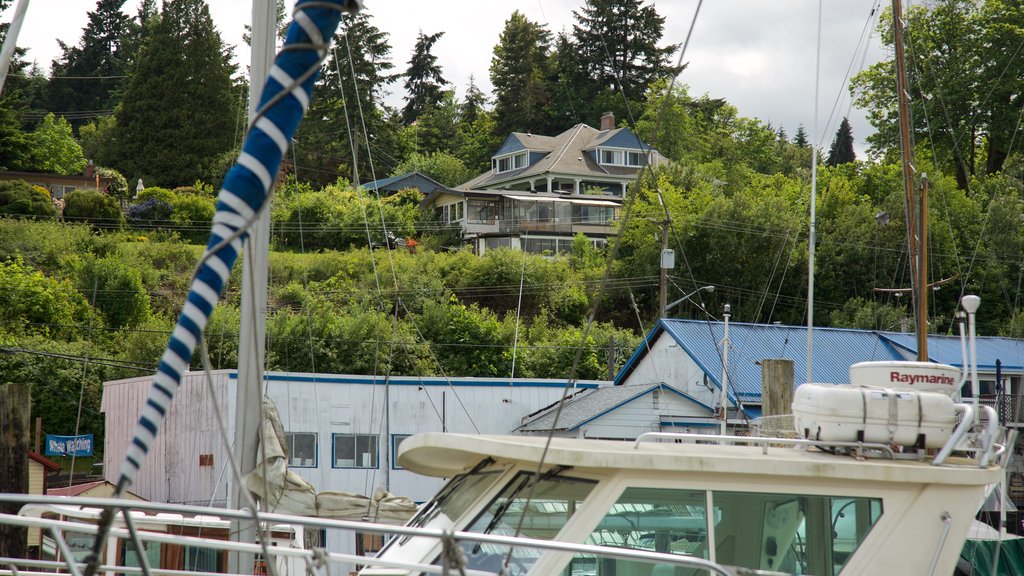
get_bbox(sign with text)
[45,434,93,457]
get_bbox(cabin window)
[121,541,161,571]
[562,486,708,576]
[333,433,378,468]
[451,471,597,574]
[392,434,412,469]
[626,151,646,166]
[285,432,318,468]
[712,491,882,576]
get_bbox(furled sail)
[244,400,418,525]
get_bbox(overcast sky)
[5,0,886,155]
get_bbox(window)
[450,471,597,575]
[392,434,413,469]
[496,156,512,172]
[443,202,464,223]
[523,237,556,254]
[285,432,318,467]
[600,149,618,165]
[333,433,378,468]
[562,487,708,575]
[495,152,528,173]
[626,151,646,166]
[513,152,528,169]
[467,199,498,224]
[713,491,881,576]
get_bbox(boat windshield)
[445,469,597,575]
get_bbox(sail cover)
[244,400,418,524]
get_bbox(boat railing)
[0,494,746,576]
[636,403,1004,467]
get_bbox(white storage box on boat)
[849,361,962,395]
[792,383,956,448]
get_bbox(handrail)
[633,432,897,458]
[0,496,738,576]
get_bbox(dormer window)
[598,148,648,167]
[494,152,529,173]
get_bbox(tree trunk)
[0,382,31,558]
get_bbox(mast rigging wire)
[83,4,361,575]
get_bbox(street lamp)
[664,285,715,316]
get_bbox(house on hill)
[420,112,656,254]
[361,171,447,196]
[457,112,660,196]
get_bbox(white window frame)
[598,147,647,167]
[494,152,529,173]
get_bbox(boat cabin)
[363,433,1000,575]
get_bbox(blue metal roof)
[615,320,906,399]
[615,320,1024,404]
[880,332,1024,371]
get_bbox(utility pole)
[658,220,672,318]
[0,383,30,558]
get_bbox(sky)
[4,0,886,155]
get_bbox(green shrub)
[62,190,124,228]
[0,179,58,218]
[169,194,215,244]
[77,256,151,329]
[0,257,93,338]
[97,167,130,203]
[136,187,175,204]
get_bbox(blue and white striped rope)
[116,0,360,493]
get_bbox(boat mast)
[0,0,30,97]
[891,0,929,360]
[230,0,275,570]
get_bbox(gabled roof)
[362,171,448,195]
[615,319,1024,402]
[517,383,705,432]
[616,320,906,400]
[29,451,60,471]
[458,124,658,190]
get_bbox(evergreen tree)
[111,0,236,187]
[414,90,459,154]
[793,124,809,148]
[571,0,680,121]
[826,117,856,166]
[292,11,400,186]
[0,0,34,169]
[490,11,553,136]
[459,75,488,124]
[46,0,134,131]
[402,31,447,124]
[548,32,586,127]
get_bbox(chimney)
[600,111,615,131]
[85,159,95,178]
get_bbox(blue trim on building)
[227,371,602,389]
